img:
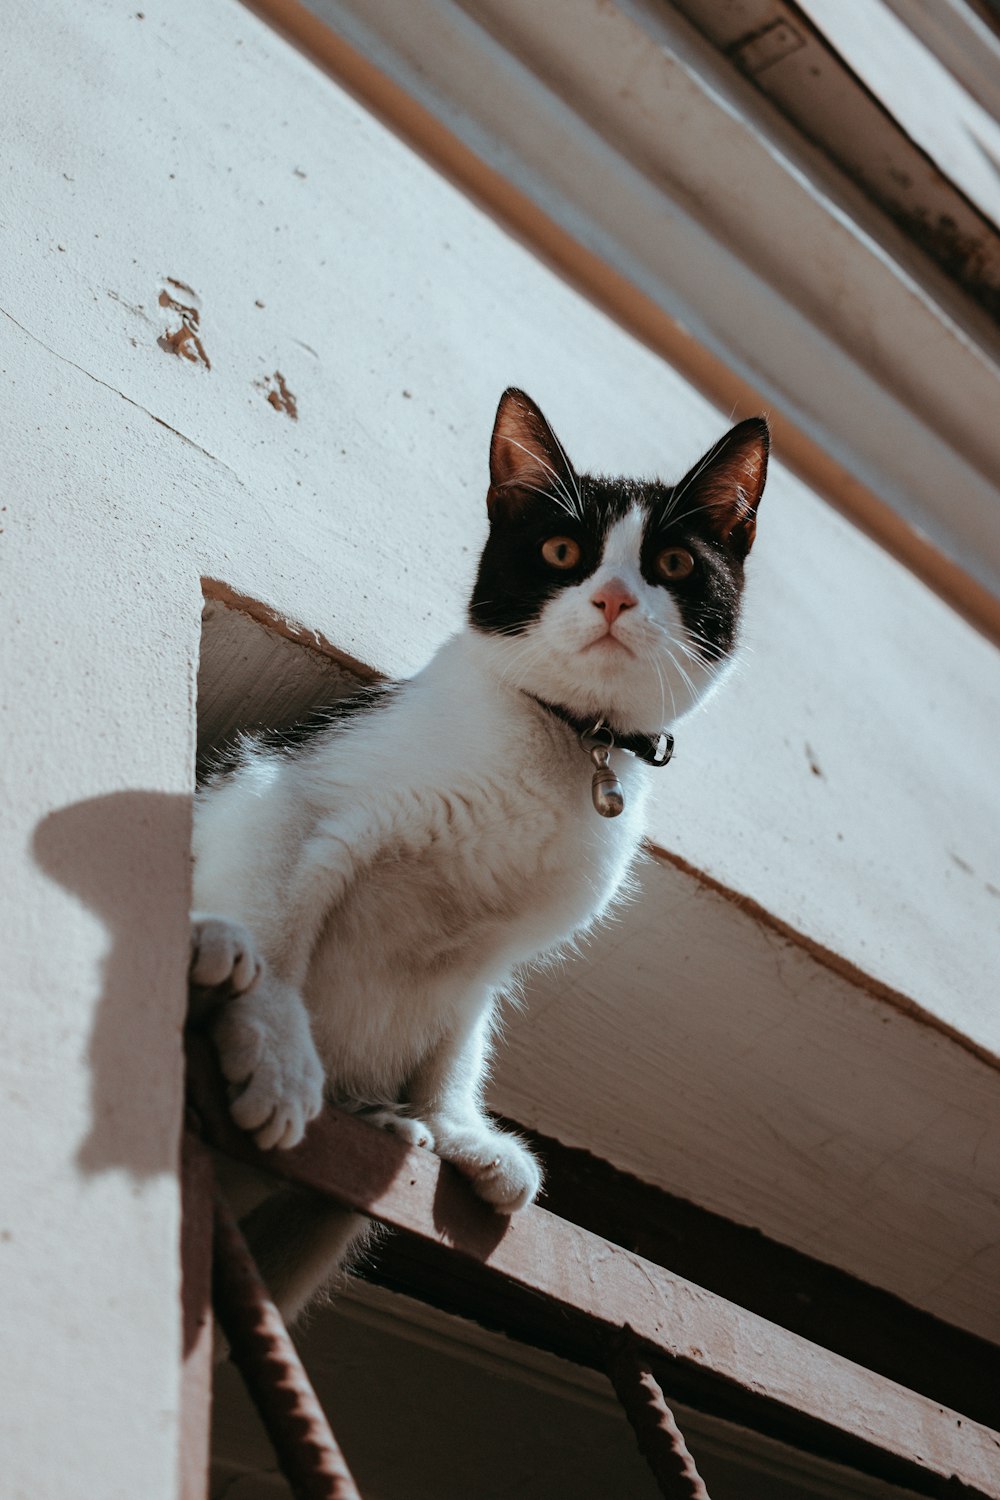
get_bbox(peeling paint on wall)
[157,277,211,368]
[258,369,298,418]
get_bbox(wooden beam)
[187,1042,1000,1498]
[494,1116,1000,1431]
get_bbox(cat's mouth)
[582,631,635,657]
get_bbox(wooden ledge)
[187,1037,1000,1497]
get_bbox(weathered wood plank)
[188,1041,1000,1498]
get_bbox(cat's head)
[469,388,769,730]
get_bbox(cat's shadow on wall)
[33,790,193,1178]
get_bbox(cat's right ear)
[488,389,577,519]
[670,416,770,559]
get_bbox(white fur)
[191,511,726,1318]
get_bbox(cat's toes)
[468,1138,542,1213]
[436,1126,542,1213]
[190,915,261,1000]
[214,998,325,1151]
[364,1109,435,1152]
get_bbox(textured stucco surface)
[2,331,200,1497]
[4,0,996,1048]
[3,1,1000,1491]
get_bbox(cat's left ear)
[672,417,769,558]
[487,388,578,519]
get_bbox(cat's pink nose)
[591,579,637,625]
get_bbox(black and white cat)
[191,388,768,1320]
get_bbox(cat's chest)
[333,754,644,966]
[446,774,628,895]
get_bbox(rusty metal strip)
[187,1039,1000,1498]
[179,1131,215,1500]
[606,1329,710,1500]
[212,1188,364,1500]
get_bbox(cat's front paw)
[213,984,325,1152]
[433,1122,542,1213]
[190,914,262,1007]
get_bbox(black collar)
[528,695,674,768]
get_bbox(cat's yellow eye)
[655,547,695,582]
[541,536,582,570]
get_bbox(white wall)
[3,1,999,1493]
[2,337,200,1496]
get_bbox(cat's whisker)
[659,431,732,523]
[687,627,728,651]
[657,636,699,703]
[645,616,727,672]
[695,624,751,659]
[643,642,670,728]
[490,630,559,687]
[662,655,679,722]
[656,498,723,533]
[675,635,727,669]
[546,424,586,518]
[689,624,743,663]
[635,637,677,723]
[499,436,583,519]
[671,637,707,667]
[513,479,577,520]
[495,472,576,521]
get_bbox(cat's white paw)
[363,1109,436,1152]
[213,984,325,1151]
[434,1123,542,1213]
[190,914,262,996]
